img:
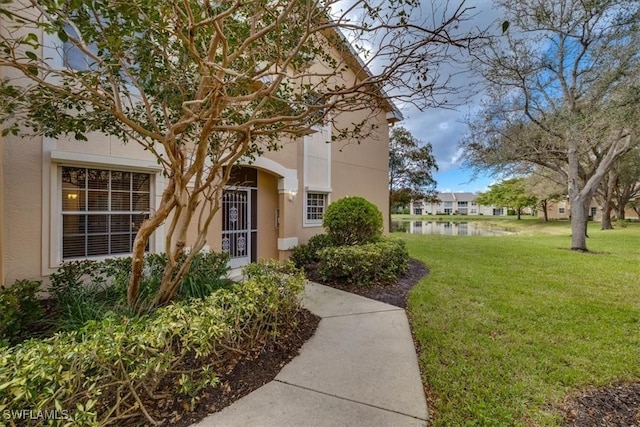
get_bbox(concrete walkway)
[195,282,429,427]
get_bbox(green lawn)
[401,220,640,426]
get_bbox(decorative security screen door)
[221,189,251,268]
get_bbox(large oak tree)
[462,0,640,251]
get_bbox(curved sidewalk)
[195,282,429,427]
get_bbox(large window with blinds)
[61,167,151,259]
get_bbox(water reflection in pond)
[392,220,517,236]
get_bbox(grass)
[400,219,640,426]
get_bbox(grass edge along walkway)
[402,224,640,426]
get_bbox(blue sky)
[398,0,499,194]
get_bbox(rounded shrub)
[323,196,383,246]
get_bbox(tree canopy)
[461,0,640,250]
[0,0,480,309]
[388,126,438,214]
[475,178,536,220]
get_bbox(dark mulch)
[305,258,429,308]
[559,383,640,426]
[96,308,320,426]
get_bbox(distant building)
[410,192,507,216]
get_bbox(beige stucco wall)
[3,133,43,284]
[256,170,279,260]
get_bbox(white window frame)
[60,166,152,260]
[45,150,164,273]
[304,190,330,226]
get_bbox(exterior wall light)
[288,189,298,202]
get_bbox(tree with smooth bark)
[461,0,640,251]
[0,0,481,310]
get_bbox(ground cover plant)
[0,260,311,426]
[402,220,640,425]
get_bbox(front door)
[222,188,251,268]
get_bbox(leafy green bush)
[0,280,43,346]
[49,251,231,331]
[323,196,383,245]
[290,233,336,268]
[0,260,304,426]
[317,238,409,285]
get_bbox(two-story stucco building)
[0,5,401,285]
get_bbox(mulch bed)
[138,308,321,426]
[559,383,640,426]
[305,258,429,308]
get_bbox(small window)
[62,24,98,71]
[61,166,151,259]
[559,207,565,214]
[306,192,327,223]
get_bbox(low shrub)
[0,260,304,426]
[317,238,409,285]
[323,196,383,245]
[0,280,43,346]
[49,251,231,330]
[290,233,336,268]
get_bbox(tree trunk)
[569,196,590,251]
[517,208,521,220]
[568,135,589,251]
[127,176,178,310]
[600,171,616,230]
[542,200,549,222]
[601,205,613,230]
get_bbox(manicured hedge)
[290,233,335,268]
[0,260,304,426]
[317,238,409,285]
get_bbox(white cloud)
[401,0,501,174]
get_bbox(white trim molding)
[277,237,299,251]
[51,150,164,172]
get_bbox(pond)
[392,220,517,236]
